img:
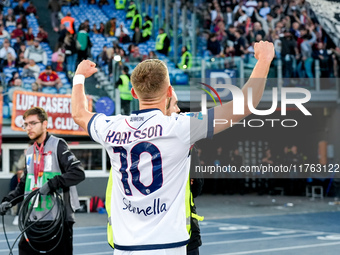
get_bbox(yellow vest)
[115,0,126,10]
[142,20,153,37]
[118,74,133,101]
[126,4,136,18]
[130,14,142,30]
[155,33,167,50]
[179,51,193,70]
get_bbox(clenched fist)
[75,60,98,78]
[254,41,275,62]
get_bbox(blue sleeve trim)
[207,108,214,139]
[114,239,189,251]
[87,113,98,142]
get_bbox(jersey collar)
[131,108,162,115]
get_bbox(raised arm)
[71,60,98,133]
[213,41,275,134]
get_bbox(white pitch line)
[214,241,340,255]
[209,221,340,235]
[75,251,113,255]
[73,241,108,246]
[202,229,276,237]
[203,232,323,245]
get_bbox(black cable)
[2,214,13,255]
[2,189,66,255]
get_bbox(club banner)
[11,91,93,136]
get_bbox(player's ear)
[131,88,138,99]
[167,86,173,98]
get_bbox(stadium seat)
[42,87,58,94]
[174,73,189,85]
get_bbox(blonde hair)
[131,59,169,99]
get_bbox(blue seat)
[23,83,33,90]
[59,87,68,94]
[42,87,58,94]
[174,73,189,85]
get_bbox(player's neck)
[139,101,167,115]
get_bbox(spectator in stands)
[297,25,316,80]
[178,46,192,70]
[126,1,136,20]
[119,48,127,62]
[98,22,105,35]
[37,26,49,43]
[11,23,25,40]
[254,8,281,36]
[129,45,143,62]
[92,24,99,34]
[22,59,40,79]
[88,0,96,4]
[78,19,90,33]
[206,33,221,57]
[234,29,247,57]
[130,10,142,31]
[0,24,10,39]
[155,28,170,56]
[25,27,35,45]
[280,30,298,78]
[77,24,91,63]
[259,1,271,18]
[24,39,48,66]
[36,65,62,90]
[2,52,15,69]
[332,47,340,78]
[12,37,22,54]
[115,65,132,115]
[0,0,10,11]
[26,1,37,17]
[8,71,20,87]
[31,82,39,92]
[17,13,28,29]
[141,15,152,42]
[5,8,14,22]
[64,31,77,74]
[58,23,68,45]
[8,78,25,102]
[0,39,17,61]
[220,43,235,68]
[55,53,65,72]
[104,17,116,37]
[61,11,76,35]
[132,27,142,44]
[48,0,62,32]
[17,42,26,56]
[127,43,135,57]
[313,41,331,77]
[5,15,16,27]
[98,45,110,67]
[116,23,130,44]
[148,50,157,59]
[98,0,109,8]
[224,6,233,27]
[13,1,25,16]
[16,52,27,67]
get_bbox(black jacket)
[2,134,85,215]
[187,146,204,251]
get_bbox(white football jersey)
[88,108,213,251]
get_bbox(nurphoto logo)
[200,81,312,128]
